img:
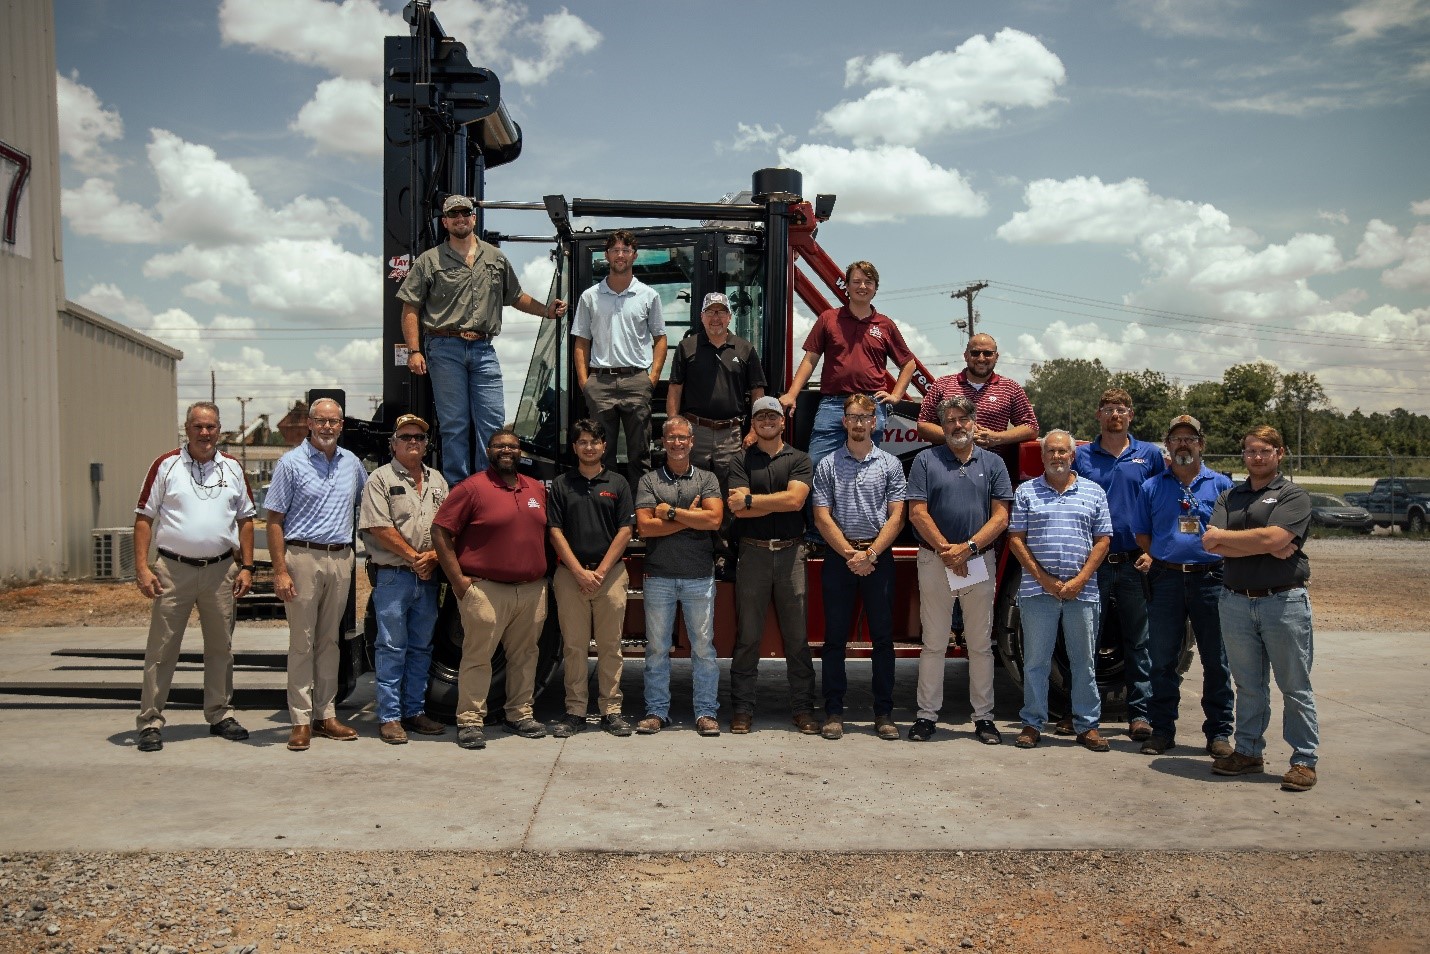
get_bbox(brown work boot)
[312,717,358,741]
[635,714,668,735]
[1053,716,1075,736]
[402,713,447,735]
[1128,719,1153,742]
[286,724,311,751]
[696,716,721,737]
[1076,728,1110,752]
[729,712,753,734]
[1206,737,1234,759]
[1212,751,1265,776]
[821,715,843,740]
[1281,764,1318,792]
[379,721,408,745]
[1015,726,1041,749]
[792,711,821,735]
[874,714,900,741]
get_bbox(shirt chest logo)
[527,498,541,509]
[868,326,883,339]
[1260,497,1278,505]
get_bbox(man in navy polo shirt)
[1071,387,1165,741]
[1132,415,1235,758]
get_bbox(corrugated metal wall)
[0,0,66,580]
[57,303,181,576]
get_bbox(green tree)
[1023,358,1110,439]
[1274,371,1329,465]
[1221,361,1281,409]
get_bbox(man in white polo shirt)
[132,402,257,753]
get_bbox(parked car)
[1308,493,1374,533]
[1344,478,1430,533]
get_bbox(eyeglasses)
[395,433,428,443]
[1099,405,1132,416]
[967,350,997,358]
[311,418,343,427]
[1243,448,1278,458]
[845,414,875,424]
[664,434,693,444]
[573,439,605,448]
[1167,436,1200,446]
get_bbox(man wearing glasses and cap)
[358,414,449,745]
[398,194,566,487]
[916,333,1038,481]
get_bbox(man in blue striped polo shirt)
[265,398,368,752]
[1007,429,1113,752]
[811,393,907,741]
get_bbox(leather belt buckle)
[158,548,233,568]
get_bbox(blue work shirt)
[906,445,1012,545]
[1009,475,1112,603]
[1073,434,1165,552]
[812,443,906,541]
[1133,466,1234,564]
[264,440,366,545]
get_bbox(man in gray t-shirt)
[633,417,723,736]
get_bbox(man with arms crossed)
[547,419,636,738]
[266,398,367,752]
[634,417,724,736]
[1006,430,1113,752]
[1202,425,1320,793]
[358,413,449,745]
[432,427,551,750]
[917,333,1037,481]
[906,396,1012,745]
[132,401,256,752]
[811,394,907,741]
[725,396,818,735]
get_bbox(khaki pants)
[455,577,548,726]
[552,563,628,716]
[137,556,238,731]
[284,547,354,724]
[915,548,997,723]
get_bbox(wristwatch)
[744,493,753,511]
[966,540,980,557]
[240,564,256,572]
[665,505,677,521]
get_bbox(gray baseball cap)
[701,292,731,312]
[751,396,784,416]
[442,194,474,214]
[1165,414,1203,439]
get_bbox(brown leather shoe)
[730,712,753,734]
[286,724,311,751]
[379,721,408,745]
[1128,719,1153,742]
[1077,728,1110,752]
[1053,716,1075,736]
[1014,726,1040,749]
[821,715,843,740]
[696,716,721,737]
[312,717,358,741]
[401,713,447,735]
[874,714,900,741]
[792,711,821,735]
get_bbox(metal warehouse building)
[1,0,181,581]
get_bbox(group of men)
[131,233,1321,794]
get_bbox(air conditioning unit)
[92,527,137,580]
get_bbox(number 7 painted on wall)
[0,140,32,248]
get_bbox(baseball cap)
[1165,414,1203,439]
[393,413,430,433]
[701,292,731,312]
[751,396,784,417]
[442,195,474,214]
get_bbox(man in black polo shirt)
[548,419,636,737]
[725,396,818,735]
[666,292,767,489]
[1202,424,1319,793]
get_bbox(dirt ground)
[0,536,1426,954]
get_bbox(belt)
[286,540,351,552]
[428,329,488,340]
[846,538,876,550]
[581,561,603,571]
[374,563,414,573]
[591,366,644,376]
[1105,550,1143,564]
[1225,584,1299,597]
[686,412,742,430]
[741,537,802,551]
[158,548,232,568]
[1154,558,1222,574]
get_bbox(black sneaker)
[973,719,1003,745]
[601,713,633,737]
[551,713,587,738]
[456,726,486,749]
[907,718,937,742]
[208,717,249,741]
[503,717,548,739]
[137,727,163,752]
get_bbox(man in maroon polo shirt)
[916,333,1038,480]
[432,426,550,750]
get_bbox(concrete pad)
[0,626,1425,852]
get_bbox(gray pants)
[137,556,238,731]
[729,541,816,715]
[583,370,652,485]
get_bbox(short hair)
[845,260,879,288]
[186,401,220,424]
[308,398,343,418]
[1041,429,1075,450]
[843,393,877,414]
[966,334,998,353]
[1099,388,1132,408]
[486,425,521,449]
[937,395,977,423]
[569,419,607,445]
[1242,425,1285,451]
[663,415,693,438]
[606,230,638,252]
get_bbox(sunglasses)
[967,349,997,357]
[395,433,428,443]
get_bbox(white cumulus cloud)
[290,77,384,159]
[507,9,602,85]
[60,178,162,243]
[778,144,988,224]
[1380,224,1430,290]
[55,72,124,176]
[218,0,400,78]
[1334,0,1430,44]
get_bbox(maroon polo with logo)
[802,305,916,395]
[433,469,548,583]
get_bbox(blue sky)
[54,0,1430,433]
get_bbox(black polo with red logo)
[547,467,636,567]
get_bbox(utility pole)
[210,369,216,405]
[950,281,988,347]
[236,396,254,476]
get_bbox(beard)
[1045,462,1071,477]
[1173,451,1195,467]
[310,432,338,452]
[493,456,519,474]
[946,432,972,449]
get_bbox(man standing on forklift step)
[725,396,818,736]
[778,260,918,470]
[916,333,1038,482]
[811,394,907,741]
[398,194,566,488]
[357,413,449,746]
[574,230,668,488]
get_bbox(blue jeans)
[820,553,895,716]
[1017,593,1101,733]
[372,567,442,723]
[1146,566,1234,743]
[642,575,718,720]
[1218,587,1319,767]
[1096,560,1152,722]
[806,395,889,472]
[425,336,504,486]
